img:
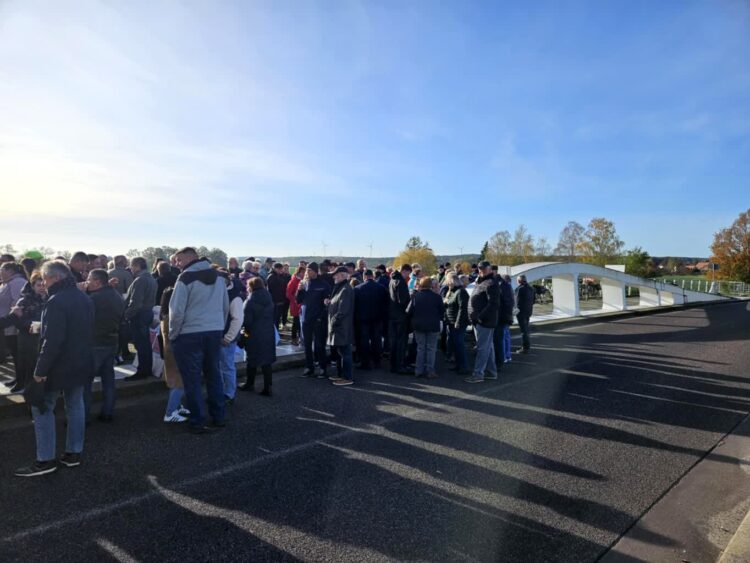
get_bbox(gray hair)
[459,274,470,287]
[445,271,462,287]
[517,274,527,283]
[42,260,72,281]
[242,260,254,271]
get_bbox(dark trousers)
[84,345,116,419]
[172,330,225,427]
[517,314,531,350]
[332,344,353,380]
[358,320,382,368]
[247,365,273,391]
[5,334,18,378]
[291,316,301,340]
[118,319,132,358]
[448,325,469,371]
[129,309,153,375]
[282,300,290,326]
[302,318,328,370]
[389,319,408,371]
[273,303,285,330]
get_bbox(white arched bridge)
[497,262,730,322]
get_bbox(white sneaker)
[163,410,187,423]
[177,406,190,416]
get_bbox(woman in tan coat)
[160,287,189,422]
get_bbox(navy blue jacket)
[406,290,445,333]
[35,276,94,391]
[355,279,389,324]
[498,279,515,326]
[296,278,331,323]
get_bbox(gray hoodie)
[169,260,229,341]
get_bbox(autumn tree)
[554,221,585,259]
[394,236,437,275]
[534,237,551,261]
[624,247,654,278]
[711,208,750,283]
[579,218,625,266]
[510,225,535,264]
[486,230,512,265]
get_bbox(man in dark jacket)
[515,274,535,353]
[327,266,355,386]
[466,261,500,383]
[15,261,94,477]
[296,262,332,377]
[355,270,389,369]
[266,263,287,331]
[123,257,157,380]
[388,264,412,374]
[84,269,125,422]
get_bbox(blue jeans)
[84,345,117,419]
[32,385,85,461]
[517,314,531,350]
[172,331,225,427]
[130,308,153,374]
[220,341,238,399]
[472,325,497,380]
[414,332,438,375]
[165,387,185,415]
[448,325,469,371]
[503,325,512,360]
[332,344,353,380]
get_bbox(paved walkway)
[0,301,748,561]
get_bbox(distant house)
[695,261,711,272]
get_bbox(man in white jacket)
[219,271,243,406]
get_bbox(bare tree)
[554,221,585,259]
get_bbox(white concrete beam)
[552,274,580,316]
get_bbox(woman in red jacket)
[285,266,305,347]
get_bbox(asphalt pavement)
[0,301,748,562]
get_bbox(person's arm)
[224,298,243,344]
[242,295,254,334]
[124,277,145,319]
[33,303,66,379]
[457,289,469,328]
[168,281,188,341]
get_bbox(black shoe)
[239,383,254,392]
[123,371,148,382]
[9,383,25,394]
[188,424,220,435]
[14,460,58,477]
[5,379,16,388]
[516,347,529,354]
[59,453,81,468]
[300,369,314,378]
[97,413,113,423]
[210,420,226,429]
[259,388,272,397]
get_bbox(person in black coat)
[296,262,332,377]
[241,277,277,396]
[15,261,94,477]
[466,261,500,383]
[492,267,515,368]
[354,270,389,369]
[443,272,470,374]
[515,274,535,353]
[266,263,287,331]
[406,277,444,378]
[388,264,412,374]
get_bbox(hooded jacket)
[169,259,229,340]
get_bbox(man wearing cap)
[389,263,413,374]
[515,274,535,353]
[465,261,500,383]
[296,262,332,377]
[326,266,355,385]
[355,269,389,369]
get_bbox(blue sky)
[1,0,748,258]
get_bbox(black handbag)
[23,379,48,414]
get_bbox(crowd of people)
[0,249,535,477]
